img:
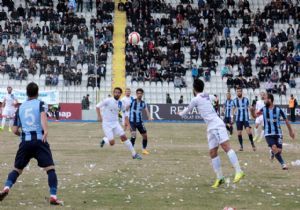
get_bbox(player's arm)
[1,98,6,108]
[12,109,21,136]
[40,102,48,142]
[281,109,295,140]
[145,106,153,121]
[96,99,108,122]
[178,99,196,117]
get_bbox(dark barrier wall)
[144,104,300,121]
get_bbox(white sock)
[254,127,258,137]
[103,137,109,145]
[227,149,242,174]
[50,195,57,199]
[124,139,136,156]
[259,130,264,140]
[1,117,6,128]
[9,119,13,128]
[211,156,223,179]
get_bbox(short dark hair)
[267,93,274,103]
[114,87,123,94]
[236,87,242,91]
[193,79,204,93]
[27,82,39,97]
[136,88,144,94]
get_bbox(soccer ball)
[128,32,141,45]
[223,207,236,210]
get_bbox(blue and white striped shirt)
[233,97,250,122]
[261,106,286,136]
[224,99,234,118]
[129,99,147,123]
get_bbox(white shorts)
[255,115,264,126]
[2,108,16,118]
[102,122,125,141]
[207,127,229,150]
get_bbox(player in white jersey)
[178,79,244,188]
[1,86,18,132]
[121,88,134,129]
[253,92,266,142]
[96,87,142,160]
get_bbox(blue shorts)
[14,140,55,170]
[224,117,232,124]
[130,122,147,134]
[236,121,251,130]
[265,135,283,149]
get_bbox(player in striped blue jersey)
[256,93,295,170]
[223,93,234,135]
[129,88,153,155]
[233,88,256,151]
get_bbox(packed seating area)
[0,0,299,106]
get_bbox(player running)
[253,92,266,142]
[178,79,244,188]
[223,93,234,136]
[129,88,153,155]
[0,82,63,205]
[255,93,295,170]
[1,86,18,132]
[96,87,142,160]
[233,88,256,151]
[121,88,134,130]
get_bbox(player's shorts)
[265,135,283,149]
[223,117,232,125]
[14,140,55,169]
[2,108,16,118]
[102,122,125,140]
[255,115,264,126]
[207,127,229,150]
[130,122,147,134]
[236,121,251,130]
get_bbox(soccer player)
[223,93,234,136]
[0,82,63,205]
[256,93,295,170]
[233,88,256,151]
[96,87,142,160]
[253,92,266,142]
[1,86,18,132]
[178,79,244,188]
[121,88,134,130]
[129,88,153,155]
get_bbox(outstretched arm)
[178,100,196,117]
[285,119,295,140]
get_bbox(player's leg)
[130,123,137,146]
[100,123,115,147]
[0,115,7,130]
[245,122,256,151]
[138,123,149,155]
[0,142,31,201]
[254,123,260,141]
[236,122,244,151]
[208,130,224,188]
[36,141,63,205]
[116,124,142,160]
[8,110,14,132]
[266,136,287,169]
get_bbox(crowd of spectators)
[0,0,114,88]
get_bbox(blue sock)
[47,169,58,196]
[5,170,20,188]
[275,152,285,165]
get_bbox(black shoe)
[0,189,9,201]
[100,140,105,148]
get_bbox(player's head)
[265,93,274,107]
[125,88,131,97]
[193,79,204,95]
[136,88,144,100]
[113,87,123,100]
[260,91,266,100]
[236,87,242,98]
[26,82,39,98]
[226,92,231,100]
[7,86,12,94]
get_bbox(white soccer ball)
[128,32,141,45]
[223,207,236,210]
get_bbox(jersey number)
[25,108,35,126]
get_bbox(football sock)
[1,117,6,128]
[229,126,233,135]
[248,134,254,146]
[5,170,20,189]
[103,137,109,145]
[9,119,13,128]
[238,135,243,148]
[254,128,258,137]
[226,125,230,132]
[227,149,242,173]
[47,169,58,197]
[142,139,147,149]
[211,156,223,179]
[259,130,264,140]
[275,152,285,165]
[124,139,136,156]
[130,137,136,146]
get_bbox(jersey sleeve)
[40,101,47,113]
[96,98,108,108]
[179,98,197,116]
[233,99,237,107]
[13,109,21,127]
[279,108,287,120]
